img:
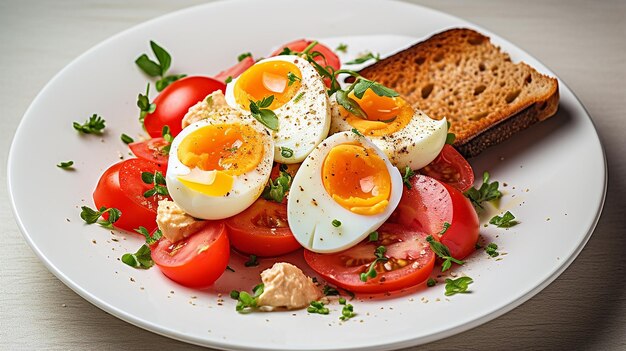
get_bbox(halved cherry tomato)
[214,56,255,84]
[419,144,475,192]
[271,39,341,72]
[144,76,226,139]
[128,137,169,169]
[225,198,301,257]
[152,221,230,288]
[304,223,435,293]
[93,158,166,232]
[389,174,479,260]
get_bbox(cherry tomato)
[225,198,301,257]
[93,158,166,232]
[271,39,341,71]
[152,221,230,288]
[389,174,479,260]
[128,137,169,169]
[214,56,255,84]
[419,145,475,192]
[304,223,435,293]
[144,76,226,139]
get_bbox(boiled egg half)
[166,113,274,220]
[225,55,330,164]
[330,89,447,170]
[288,131,403,253]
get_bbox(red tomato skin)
[214,56,255,83]
[93,159,163,233]
[128,137,169,170]
[225,198,301,257]
[439,181,479,260]
[420,145,475,192]
[152,221,230,289]
[144,76,226,138]
[304,223,435,294]
[271,39,341,71]
[389,175,478,260]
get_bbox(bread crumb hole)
[421,83,434,99]
[470,111,489,121]
[474,85,486,96]
[434,53,444,62]
[414,57,425,65]
[479,63,486,71]
[468,36,484,45]
[525,74,533,84]
[500,81,506,87]
[505,90,521,103]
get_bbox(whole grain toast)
[357,28,559,158]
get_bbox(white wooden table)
[2,0,625,349]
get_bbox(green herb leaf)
[322,285,340,296]
[368,81,400,98]
[137,83,156,123]
[359,246,388,282]
[485,243,500,257]
[439,222,451,235]
[293,92,305,103]
[445,121,456,145]
[141,170,168,198]
[232,284,265,313]
[402,166,416,189]
[352,79,375,99]
[57,160,74,169]
[280,147,294,158]
[121,134,134,144]
[287,71,301,86]
[464,171,502,210]
[368,231,379,242]
[345,52,380,65]
[444,276,473,296]
[261,168,292,203]
[335,43,348,53]
[224,76,233,84]
[249,98,279,131]
[332,219,342,227]
[156,74,186,92]
[121,244,154,269]
[339,302,356,321]
[257,95,274,108]
[336,89,368,119]
[134,226,161,245]
[73,114,106,134]
[244,254,259,267]
[238,52,252,62]
[226,265,235,272]
[150,41,171,75]
[426,235,464,272]
[490,211,518,228]
[307,301,330,315]
[135,54,161,77]
[351,128,364,137]
[427,278,437,287]
[80,206,121,229]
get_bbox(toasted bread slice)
[357,28,559,158]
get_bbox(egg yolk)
[342,89,413,137]
[176,123,264,196]
[234,60,302,111]
[322,143,391,215]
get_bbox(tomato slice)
[389,174,479,260]
[93,158,165,232]
[225,198,301,257]
[304,223,435,293]
[271,39,341,71]
[214,56,255,83]
[144,76,226,139]
[128,137,169,169]
[152,221,230,288]
[419,144,475,192]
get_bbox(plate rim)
[7,0,608,350]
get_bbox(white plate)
[7,0,606,350]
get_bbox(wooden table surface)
[2,0,625,350]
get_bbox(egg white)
[287,131,403,253]
[225,55,330,164]
[166,114,274,220]
[329,96,447,170]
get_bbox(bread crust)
[357,28,560,158]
